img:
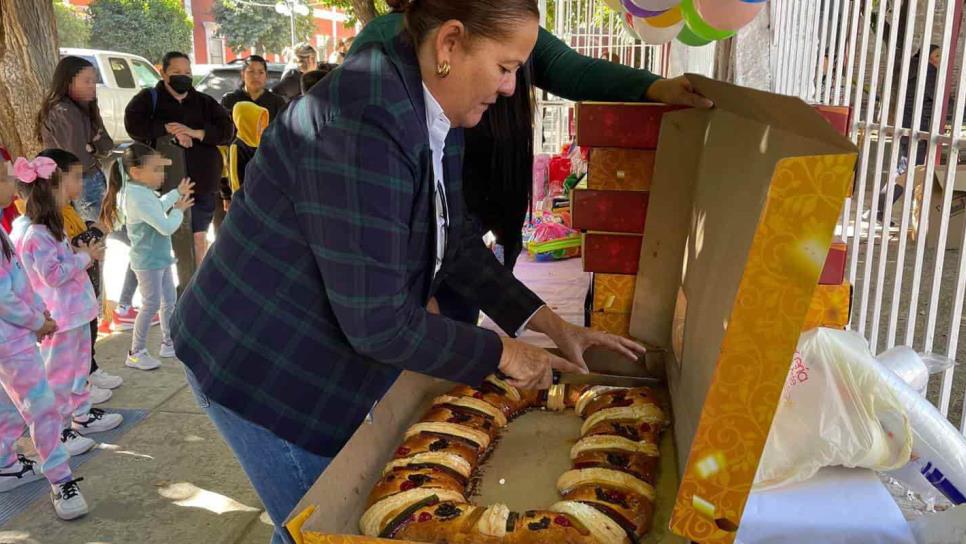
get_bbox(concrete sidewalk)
[0,328,273,544]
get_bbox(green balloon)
[680,0,736,41]
[677,24,713,46]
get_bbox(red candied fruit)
[418,512,433,522]
[399,480,417,491]
[554,515,572,527]
[395,447,411,457]
[473,391,484,400]
[639,423,651,433]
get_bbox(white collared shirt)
[423,83,451,278]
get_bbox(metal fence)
[536,0,666,153]
[773,0,966,428]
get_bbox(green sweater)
[350,13,660,102]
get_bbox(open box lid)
[629,75,858,543]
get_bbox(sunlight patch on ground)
[158,482,260,515]
[97,442,155,460]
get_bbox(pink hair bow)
[13,157,57,184]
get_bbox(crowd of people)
[0,0,711,538]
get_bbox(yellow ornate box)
[630,76,858,543]
[592,273,637,314]
[803,282,852,331]
[590,311,632,337]
[587,148,656,191]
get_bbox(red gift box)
[571,189,649,233]
[582,233,643,275]
[820,238,848,285]
[812,104,851,136]
[575,102,686,149]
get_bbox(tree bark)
[350,0,378,25]
[0,0,58,157]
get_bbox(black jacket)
[221,88,287,122]
[273,69,303,101]
[125,82,235,195]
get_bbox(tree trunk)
[350,0,378,25]
[0,0,58,157]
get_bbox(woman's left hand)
[550,321,647,368]
[646,75,714,109]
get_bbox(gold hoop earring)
[436,61,451,78]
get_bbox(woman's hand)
[177,177,195,197]
[646,76,714,109]
[497,337,587,390]
[526,307,646,368]
[174,194,195,211]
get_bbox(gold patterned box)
[803,282,852,331]
[587,148,656,191]
[592,273,637,314]
[590,311,632,337]
[629,75,858,543]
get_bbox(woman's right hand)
[497,337,587,390]
[174,194,195,211]
[177,177,195,197]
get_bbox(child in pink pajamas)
[0,152,87,520]
[11,154,123,440]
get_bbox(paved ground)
[0,327,274,544]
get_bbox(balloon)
[677,24,712,46]
[695,0,767,31]
[622,0,666,18]
[629,0,680,12]
[602,0,624,12]
[646,6,683,28]
[633,16,686,45]
[680,0,735,40]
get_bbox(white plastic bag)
[755,329,913,489]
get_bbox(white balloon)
[630,0,680,12]
[621,13,642,40]
[633,16,685,45]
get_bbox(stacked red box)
[820,239,847,285]
[574,103,683,336]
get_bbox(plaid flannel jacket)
[171,32,544,457]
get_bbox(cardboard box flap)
[686,74,857,155]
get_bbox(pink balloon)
[694,0,765,32]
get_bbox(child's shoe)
[0,455,43,492]
[51,478,88,520]
[126,349,161,371]
[159,341,176,359]
[60,429,96,456]
[72,408,123,435]
[89,385,112,405]
[89,369,123,390]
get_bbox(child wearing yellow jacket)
[221,102,269,207]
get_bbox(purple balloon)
[622,0,668,18]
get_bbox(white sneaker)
[159,341,176,359]
[125,349,161,371]
[89,385,112,405]
[89,369,123,390]
[0,455,44,492]
[51,478,88,520]
[72,408,123,435]
[60,429,97,456]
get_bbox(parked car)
[195,60,288,104]
[60,48,163,143]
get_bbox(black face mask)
[168,75,193,94]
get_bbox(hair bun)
[386,0,414,11]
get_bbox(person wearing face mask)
[124,52,234,275]
[274,43,319,101]
[36,57,115,224]
[171,1,644,541]
[220,55,288,122]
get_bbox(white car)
[60,48,163,143]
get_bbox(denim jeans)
[184,369,330,544]
[76,169,106,223]
[131,267,175,353]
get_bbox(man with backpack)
[124,52,234,293]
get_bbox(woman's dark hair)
[242,55,269,73]
[18,161,66,242]
[37,148,82,173]
[35,56,102,143]
[387,0,539,43]
[162,51,191,72]
[301,64,337,94]
[102,142,159,231]
[462,60,535,269]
